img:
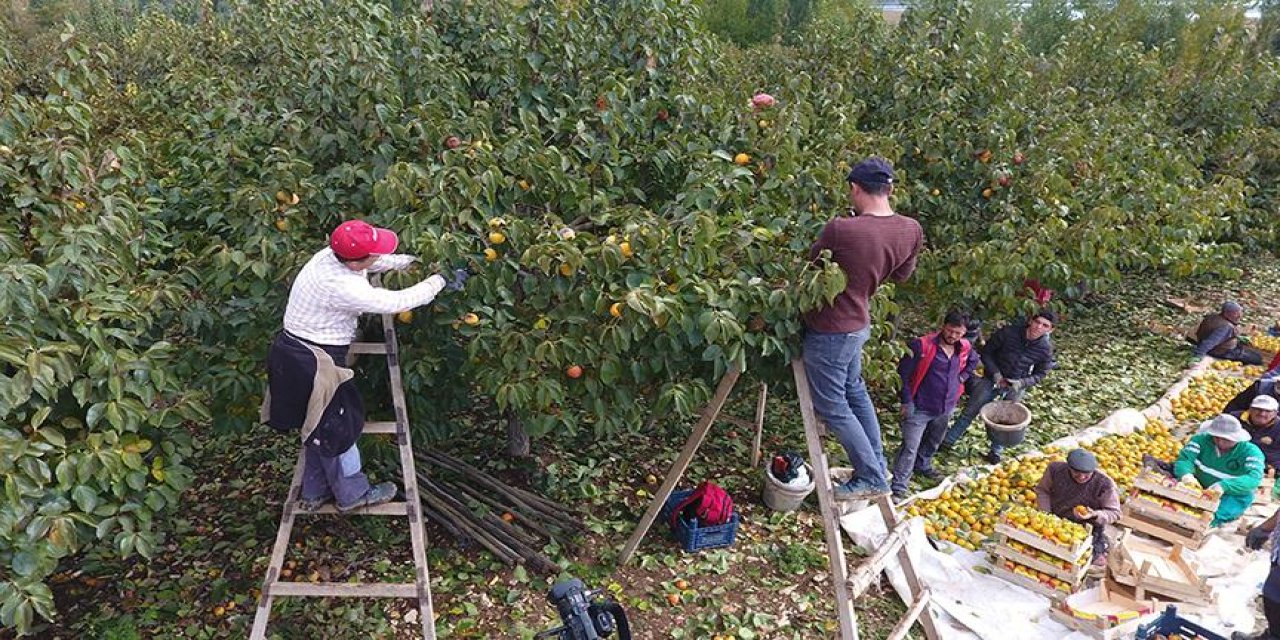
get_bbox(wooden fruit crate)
[1107,531,1212,606]
[1049,579,1155,640]
[1125,491,1214,533]
[990,562,1073,600]
[1117,503,1208,550]
[992,540,1089,583]
[1133,469,1220,511]
[994,521,1090,563]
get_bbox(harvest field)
[3,0,1280,637]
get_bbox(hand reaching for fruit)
[1072,505,1095,520]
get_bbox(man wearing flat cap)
[1176,414,1265,526]
[1193,300,1263,365]
[1034,448,1121,567]
[802,157,924,501]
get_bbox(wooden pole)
[750,382,769,467]
[618,366,741,565]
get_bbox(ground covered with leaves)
[24,259,1280,640]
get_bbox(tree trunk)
[504,410,530,458]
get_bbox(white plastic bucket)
[762,463,815,512]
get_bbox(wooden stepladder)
[792,358,940,640]
[251,312,436,639]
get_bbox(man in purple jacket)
[890,311,980,501]
[803,157,925,501]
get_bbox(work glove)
[1179,474,1198,486]
[1246,527,1269,551]
[444,268,469,292]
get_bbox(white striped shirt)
[283,248,446,345]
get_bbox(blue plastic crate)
[660,489,740,552]
[1134,605,1226,640]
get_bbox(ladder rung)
[363,421,399,434]
[886,588,932,640]
[292,501,410,516]
[268,581,418,598]
[348,342,389,355]
[846,518,912,596]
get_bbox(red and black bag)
[668,481,733,529]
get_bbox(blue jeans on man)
[941,376,1026,459]
[891,406,952,496]
[803,328,889,498]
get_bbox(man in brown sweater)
[803,157,925,501]
[1034,449,1122,567]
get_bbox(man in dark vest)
[1234,395,1280,474]
[891,311,980,501]
[1194,300,1263,365]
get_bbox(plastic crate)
[1134,605,1226,640]
[660,489,739,552]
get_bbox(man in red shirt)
[803,157,924,501]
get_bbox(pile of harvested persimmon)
[907,418,1185,551]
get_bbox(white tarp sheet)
[836,359,1275,638]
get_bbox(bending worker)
[1174,414,1265,526]
[1034,449,1121,568]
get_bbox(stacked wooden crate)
[990,508,1091,598]
[1117,470,1218,550]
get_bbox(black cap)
[1066,449,1098,473]
[846,157,895,187]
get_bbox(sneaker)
[337,482,397,512]
[985,450,1002,465]
[833,479,891,502]
[915,468,942,482]
[296,494,332,512]
[892,489,910,503]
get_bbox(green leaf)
[71,486,98,513]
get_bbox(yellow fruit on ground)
[734,152,751,166]
[274,218,289,232]
[488,231,506,245]
[619,242,633,258]
[396,311,413,324]
[484,248,499,262]
[488,217,506,228]
[609,302,624,318]
[462,313,480,326]
[559,263,575,277]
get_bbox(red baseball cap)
[329,220,398,260]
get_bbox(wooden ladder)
[792,358,940,640]
[250,312,437,639]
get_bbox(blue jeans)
[942,376,1026,456]
[803,328,887,488]
[892,406,952,494]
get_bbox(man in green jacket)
[1174,414,1265,526]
